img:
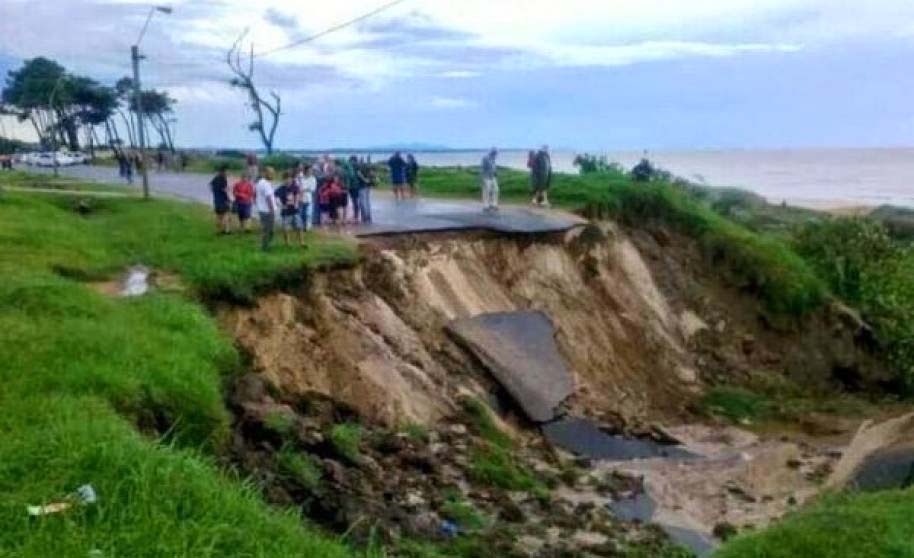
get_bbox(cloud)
[428,96,477,109]
[263,8,298,31]
[436,70,481,79]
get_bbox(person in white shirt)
[254,166,276,251]
[296,164,317,232]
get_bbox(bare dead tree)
[226,31,281,155]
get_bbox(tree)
[226,31,281,154]
[130,89,176,153]
[1,57,68,147]
[68,77,118,156]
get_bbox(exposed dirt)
[218,220,890,555]
[222,223,881,431]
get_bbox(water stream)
[543,416,714,557]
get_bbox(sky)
[1,0,913,150]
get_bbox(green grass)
[263,411,296,438]
[460,399,547,495]
[698,376,875,426]
[330,423,363,465]
[0,169,134,193]
[700,387,774,423]
[715,489,914,558]
[440,498,489,532]
[0,173,356,557]
[277,446,323,492]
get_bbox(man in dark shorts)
[388,151,408,201]
[275,172,304,246]
[210,166,231,234]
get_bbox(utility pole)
[131,45,149,199]
[131,5,172,200]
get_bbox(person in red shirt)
[232,172,255,232]
[318,175,345,227]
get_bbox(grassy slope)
[0,176,356,558]
[716,490,914,558]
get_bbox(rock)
[449,424,468,436]
[323,459,348,485]
[713,522,738,541]
[515,535,545,557]
[572,531,610,547]
[232,373,269,405]
[405,491,426,508]
[404,510,440,537]
[446,311,575,423]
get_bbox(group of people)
[210,154,379,251]
[386,151,420,201]
[479,146,553,212]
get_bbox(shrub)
[794,217,914,390]
[573,153,625,176]
[263,410,295,437]
[330,423,363,464]
[277,446,323,491]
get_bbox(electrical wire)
[253,0,409,58]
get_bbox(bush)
[573,153,625,175]
[794,217,914,390]
[330,423,363,464]
[277,446,323,491]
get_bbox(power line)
[254,0,409,58]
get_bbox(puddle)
[850,446,914,491]
[121,265,151,297]
[542,417,695,461]
[608,492,715,557]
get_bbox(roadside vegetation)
[716,488,914,558]
[0,173,356,557]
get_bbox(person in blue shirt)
[388,151,408,201]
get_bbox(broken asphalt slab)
[446,311,574,422]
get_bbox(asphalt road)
[24,164,585,236]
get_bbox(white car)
[16,152,39,165]
[34,152,72,167]
[67,152,88,165]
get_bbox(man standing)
[357,158,373,224]
[388,151,408,201]
[296,164,316,232]
[406,154,420,198]
[531,145,553,207]
[255,166,276,251]
[210,166,231,234]
[245,152,259,180]
[232,172,255,232]
[481,148,499,212]
[275,171,304,246]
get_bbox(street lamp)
[132,5,172,199]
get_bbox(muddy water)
[850,446,914,491]
[121,265,150,296]
[543,417,713,556]
[542,417,694,460]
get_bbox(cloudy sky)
[1,0,913,149]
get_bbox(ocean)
[366,148,914,209]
